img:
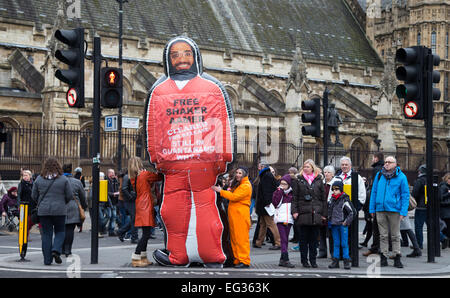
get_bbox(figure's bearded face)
[169,42,194,71]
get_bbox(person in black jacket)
[254,161,281,250]
[412,165,427,249]
[106,169,120,236]
[117,171,138,243]
[17,170,35,237]
[362,153,384,256]
[292,159,326,268]
[440,173,450,249]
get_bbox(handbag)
[30,178,56,223]
[408,196,417,211]
[75,198,86,223]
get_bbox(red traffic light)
[105,69,120,87]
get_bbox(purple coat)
[0,194,18,213]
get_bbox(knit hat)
[7,187,17,194]
[331,180,344,192]
[281,174,292,186]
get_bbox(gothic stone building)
[0,0,447,178]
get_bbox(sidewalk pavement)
[1,214,450,277]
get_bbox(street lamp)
[116,0,128,173]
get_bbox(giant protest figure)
[145,36,235,267]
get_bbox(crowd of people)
[1,154,450,269]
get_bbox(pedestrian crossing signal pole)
[18,203,29,261]
[91,36,102,264]
[424,48,440,263]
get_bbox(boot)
[393,254,403,268]
[141,251,153,266]
[328,258,339,269]
[380,253,388,267]
[406,248,422,258]
[131,253,149,267]
[343,258,351,270]
[279,259,295,268]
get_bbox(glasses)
[170,51,193,59]
[280,182,288,185]
[384,161,395,164]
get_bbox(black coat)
[412,174,427,209]
[18,179,35,214]
[292,175,326,226]
[371,160,384,186]
[440,182,450,219]
[255,167,278,216]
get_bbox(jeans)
[117,201,138,240]
[118,201,130,231]
[414,209,427,249]
[98,205,109,233]
[106,205,117,233]
[331,225,349,259]
[40,215,66,265]
[63,223,77,255]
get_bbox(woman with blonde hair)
[128,156,163,267]
[291,159,326,268]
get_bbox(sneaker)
[291,245,300,251]
[123,235,131,241]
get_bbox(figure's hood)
[163,36,203,80]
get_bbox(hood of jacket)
[163,36,203,81]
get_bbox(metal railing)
[0,126,448,182]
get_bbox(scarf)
[331,192,344,200]
[303,172,316,185]
[381,167,396,180]
[284,187,292,194]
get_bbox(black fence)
[0,126,448,184]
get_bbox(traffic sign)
[404,101,418,118]
[66,88,78,107]
[105,115,118,132]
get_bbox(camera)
[304,194,312,201]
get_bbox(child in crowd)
[273,174,295,268]
[327,180,354,270]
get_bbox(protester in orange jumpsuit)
[212,166,252,268]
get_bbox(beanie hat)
[8,186,17,193]
[281,174,292,186]
[332,180,344,192]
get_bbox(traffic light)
[101,67,123,108]
[54,28,85,108]
[395,46,425,119]
[301,97,321,137]
[429,52,440,101]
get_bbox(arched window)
[350,138,366,170]
[431,31,437,54]
[80,124,93,159]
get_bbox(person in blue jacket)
[369,155,410,269]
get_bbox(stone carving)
[286,39,311,94]
[327,103,343,145]
[379,50,397,102]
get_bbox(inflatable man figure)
[145,36,235,267]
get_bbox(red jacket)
[131,171,163,227]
